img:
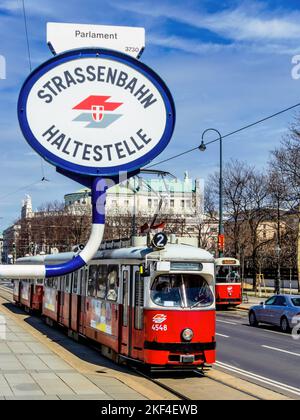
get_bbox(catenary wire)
[145,102,300,169]
[21,0,48,181]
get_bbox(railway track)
[0,285,14,302]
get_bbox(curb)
[237,306,250,311]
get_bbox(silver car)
[249,294,300,333]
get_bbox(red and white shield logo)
[227,286,233,296]
[92,105,104,122]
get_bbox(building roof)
[17,244,214,265]
[64,174,200,201]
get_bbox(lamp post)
[275,243,281,295]
[199,128,224,257]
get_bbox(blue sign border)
[18,48,176,177]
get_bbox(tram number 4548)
[152,324,168,331]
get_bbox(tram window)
[216,266,240,283]
[73,271,78,294]
[134,270,144,330]
[88,265,98,297]
[65,274,71,293]
[122,270,129,327]
[151,274,213,308]
[96,265,108,299]
[82,269,88,296]
[107,265,118,301]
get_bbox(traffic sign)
[47,23,145,58]
[218,234,225,251]
[18,48,175,177]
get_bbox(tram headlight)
[181,328,193,342]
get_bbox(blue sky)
[0,0,300,231]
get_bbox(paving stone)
[0,374,13,396]
[57,372,106,395]
[7,342,32,354]
[39,355,73,371]
[0,355,24,371]
[5,395,60,400]
[0,343,11,354]
[4,373,44,396]
[31,372,75,395]
[108,393,147,400]
[58,394,113,400]
[26,342,52,355]
[16,355,51,371]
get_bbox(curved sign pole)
[0,47,175,279]
[0,178,107,279]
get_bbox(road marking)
[262,345,300,358]
[259,328,290,337]
[216,333,230,338]
[216,361,300,397]
[216,319,237,325]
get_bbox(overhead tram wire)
[0,180,44,202]
[145,101,300,169]
[21,0,49,183]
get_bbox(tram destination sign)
[47,23,145,58]
[18,49,175,177]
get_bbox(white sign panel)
[47,22,145,58]
[18,49,175,177]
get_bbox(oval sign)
[18,48,175,176]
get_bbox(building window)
[181,200,185,209]
[170,200,174,208]
[148,199,152,208]
[124,200,129,207]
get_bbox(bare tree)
[271,118,300,290]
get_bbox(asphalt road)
[216,310,300,399]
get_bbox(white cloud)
[114,1,300,46]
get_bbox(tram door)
[119,265,140,358]
[120,266,130,356]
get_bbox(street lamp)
[275,243,281,294]
[199,128,224,257]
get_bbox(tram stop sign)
[18,49,175,177]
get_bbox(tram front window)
[216,266,240,283]
[151,274,213,308]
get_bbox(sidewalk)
[0,308,147,400]
[238,296,264,311]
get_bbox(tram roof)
[17,244,214,265]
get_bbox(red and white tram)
[215,258,242,307]
[13,241,216,368]
[13,277,43,312]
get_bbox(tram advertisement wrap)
[90,298,112,334]
[44,287,56,312]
